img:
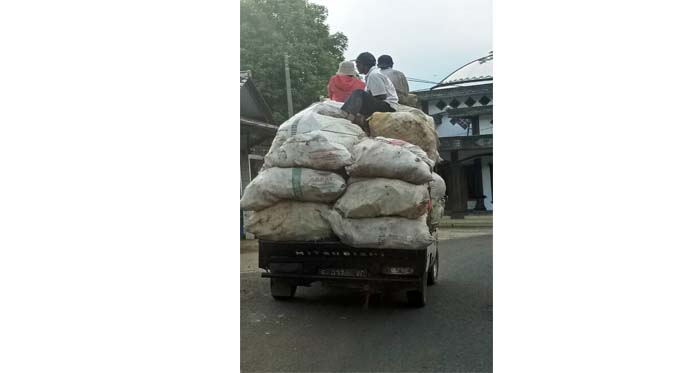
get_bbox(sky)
[311,0,492,91]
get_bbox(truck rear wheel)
[406,276,427,307]
[270,278,296,300]
[427,252,439,285]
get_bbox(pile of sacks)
[241,100,446,250]
[241,101,364,241]
[324,136,436,249]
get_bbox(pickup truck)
[258,231,439,307]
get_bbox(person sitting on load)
[377,55,410,101]
[327,61,366,102]
[340,52,398,127]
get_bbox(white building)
[413,52,493,216]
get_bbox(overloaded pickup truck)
[258,231,439,307]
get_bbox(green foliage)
[241,0,348,123]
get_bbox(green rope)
[291,168,303,199]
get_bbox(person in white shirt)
[340,52,398,127]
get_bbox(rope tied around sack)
[291,167,303,199]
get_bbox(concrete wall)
[480,155,493,210]
[479,114,493,135]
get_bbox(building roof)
[240,70,275,125]
[240,71,277,148]
[437,51,493,87]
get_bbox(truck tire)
[427,252,439,285]
[406,276,427,307]
[270,278,296,300]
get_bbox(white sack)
[273,109,365,152]
[245,202,334,241]
[335,177,430,219]
[264,130,352,171]
[346,137,433,185]
[240,167,346,211]
[377,137,435,169]
[430,172,446,201]
[312,100,347,118]
[429,201,445,228]
[322,210,434,249]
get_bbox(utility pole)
[284,53,294,117]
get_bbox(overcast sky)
[312,0,492,91]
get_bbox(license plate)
[318,268,368,278]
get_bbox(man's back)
[380,68,409,97]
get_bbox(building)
[413,52,493,216]
[240,71,276,238]
[240,70,277,193]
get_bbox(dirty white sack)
[335,177,430,218]
[321,210,434,249]
[312,100,347,118]
[264,130,352,171]
[369,107,439,162]
[429,201,445,228]
[430,172,447,201]
[245,201,334,241]
[346,137,433,185]
[272,107,365,152]
[375,137,435,169]
[240,167,346,211]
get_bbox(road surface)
[241,234,492,372]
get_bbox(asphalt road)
[240,235,492,373]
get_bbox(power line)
[406,76,440,85]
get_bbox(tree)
[240,0,348,123]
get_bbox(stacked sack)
[242,101,366,241]
[429,172,447,229]
[242,99,446,249]
[368,104,440,162]
[321,137,437,250]
[365,105,447,229]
